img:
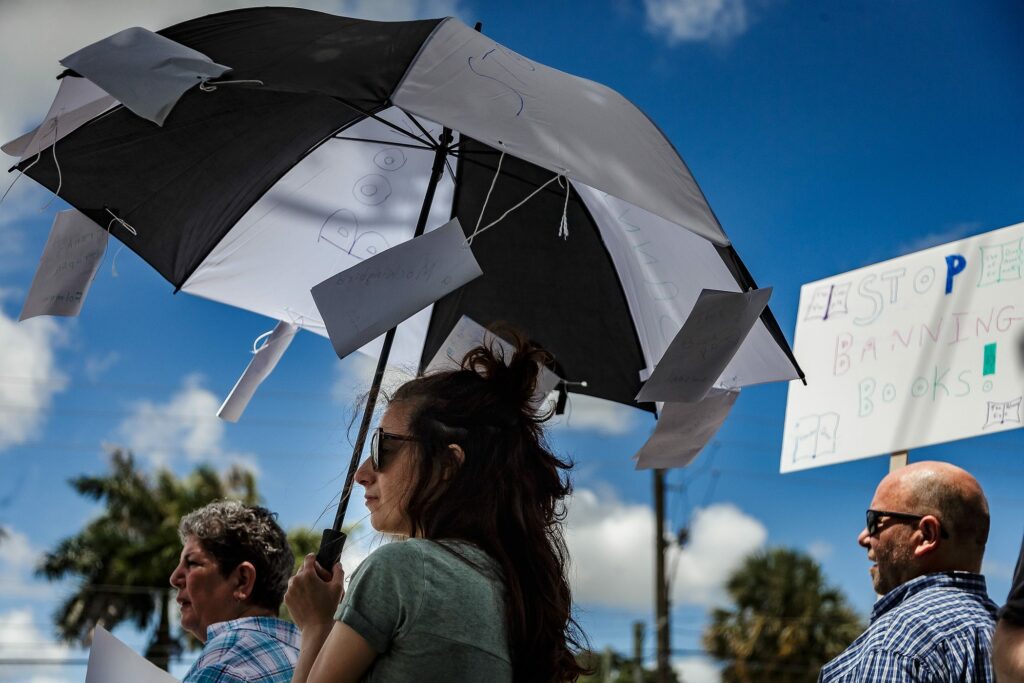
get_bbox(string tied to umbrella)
[198,79,265,92]
[37,119,63,212]
[464,150,571,245]
[557,175,570,240]
[104,207,137,277]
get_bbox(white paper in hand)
[86,626,179,683]
[634,389,739,469]
[218,321,299,423]
[312,218,482,360]
[636,288,771,403]
[425,315,562,400]
[20,210,107,321]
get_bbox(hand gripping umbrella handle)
[315,528,346,571]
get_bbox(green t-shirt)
[334,539,512,682]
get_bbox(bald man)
[819,461,998,682]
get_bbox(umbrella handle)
[315,528,347,571]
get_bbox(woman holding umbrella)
[285,334,588,682]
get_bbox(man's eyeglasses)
[865,509,949,538]
[369,427,419,471]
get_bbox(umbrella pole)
[316,126,455,570]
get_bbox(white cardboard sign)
[20,209,107,321]
[311,218,482,360]
[636,288,771,403]
[634,389,740,470]
[86,626,178,683]
[781,221,1024,473]
[218,321,299,423]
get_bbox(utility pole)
[633,621,645,683]
[654,468,671,682]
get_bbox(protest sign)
[782,221,1024,472]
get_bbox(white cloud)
[332,351,416,407]
[0,608,76,683]
[116,374,256,470]
[983,558,1015,581]
[0,304,68,452]
[893,221,982,257]
[675,656,722,683]
[0,527,54,600]
[564,489,766,609]
[808,540,833,562]
[1,527,39,570]
[672,504,767,606]
[644,0,750,45]
[83,351,119,382]
[0,0,465,146]
[548,394,639,436]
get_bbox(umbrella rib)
[329,96,437,149]
[403,111,439,147]
[330,135,434,151]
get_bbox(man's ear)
[232,561,258,601]
[913,515,943,557]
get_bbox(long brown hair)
[391,330,587,682]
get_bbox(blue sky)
[0,1,1022,682]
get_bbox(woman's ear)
[442,444,465,480]
[233,561,258,600]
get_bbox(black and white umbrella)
[5,7,802,564]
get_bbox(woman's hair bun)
[460,325,553,421]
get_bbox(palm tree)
[703,547,862,683]
[38,448,258,670]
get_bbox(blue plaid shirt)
[819,572,997,682]
[183,616,301,683]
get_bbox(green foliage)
[702,547,863,683]
[278,524,360,624]
[576,648,679,683]
[37,448,260,669]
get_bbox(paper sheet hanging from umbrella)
[633,389,740,469]
[20,209,107,321]
[61,26,230,125]
[636,288,772,403]
[312,218,483,361]
[1,76,116,160]
[217,320,299,423]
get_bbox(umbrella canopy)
[6,7,804,563]
[7,6,801,412]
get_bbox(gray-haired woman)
[170,500,299,683]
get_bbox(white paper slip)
[218,321,299,422]
[425,314,562,399]
[20,209,108,321]
[311,218,483,360]
[86,626,179,683]
[634,389,739,470]
[636,288,771,403]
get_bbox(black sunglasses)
[865,509,949,538]
[369,427,419,472]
